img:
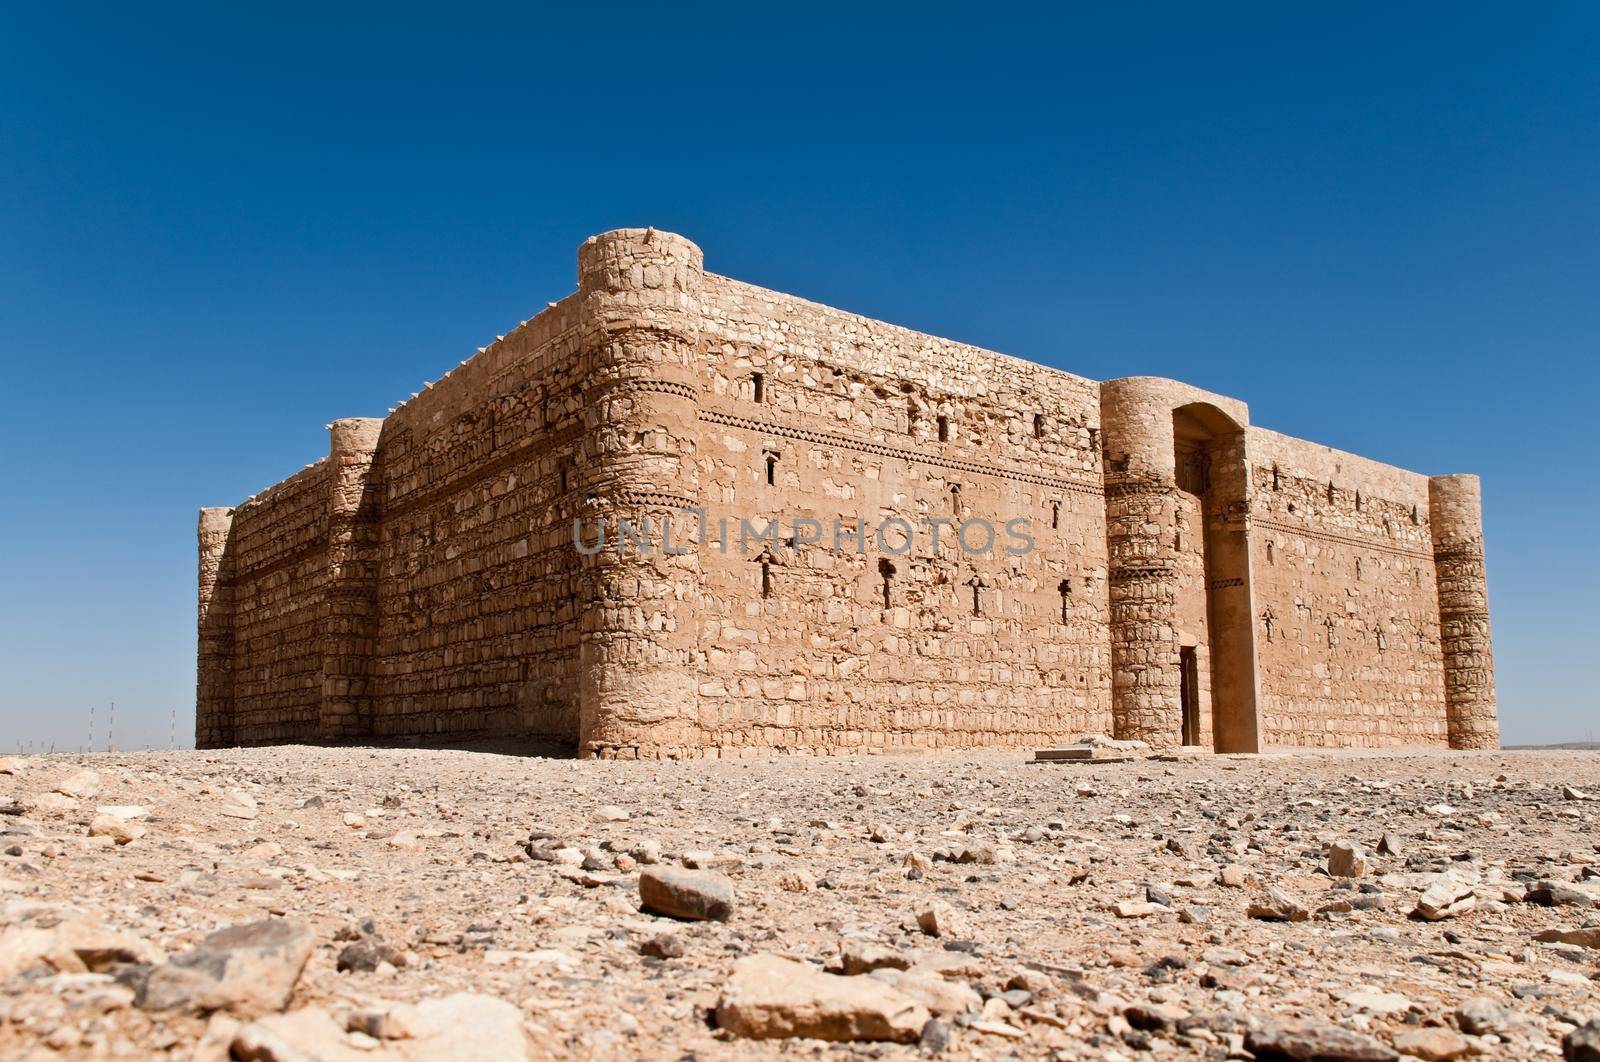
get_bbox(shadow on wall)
[300,736,579,758]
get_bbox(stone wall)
[217,461,329,745]
[196,227,1498,755]
[691,275,1112,754]
[1247,429,1449,747]
[372,294,587,744]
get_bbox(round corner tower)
[196,506,236,748]
[574,228,706,759]
[1428,473,1499,750]
[1098,378,1186,746]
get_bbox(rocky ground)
[1,746,1598,1060]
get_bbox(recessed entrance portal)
[1173,403,1261,753]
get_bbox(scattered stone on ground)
[715,953,930,1042]
[0,746,1596,1057]
[1247,1018,1399,1060]
[135,919,316,1017]
[638,866,734,922]
[1328,839,1369,878]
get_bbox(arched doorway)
[1173,404,1260,753]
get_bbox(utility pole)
[88,703,95,755]
[107,701,115,754]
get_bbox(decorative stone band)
[1432,542,1486,565]
[595,377,699,401]
[382,423,585,521]
[1108,564,1178,584]
[323,585,379,603]
[230,541,324,584]
[1253,516,1434,562]
[608,490,698,511]
[1103,480,1173,498]
[699,409,1103,497]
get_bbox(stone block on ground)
[638,867,734,922]
[1246,1019,1398,1061]
[715,953,930,1042]
[136,919,314,1017]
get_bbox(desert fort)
[197,228,1497,758]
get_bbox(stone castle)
[197,228,1498,757]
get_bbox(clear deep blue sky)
[2,4,1595,750]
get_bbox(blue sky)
[2,3,1595,750]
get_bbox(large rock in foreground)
[638,867,734,922]
[233,993,531,1061]
[137,919,314,1017]
[716,954,931,1042]
[1246,1019,1398,1061]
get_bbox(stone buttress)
[320,417,384,740]
[1429,474,1499,749]
[574,229,706,758]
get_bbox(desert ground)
[1,746,1597,1060]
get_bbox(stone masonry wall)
[692,276,1113,754]
[372,294,587,743]
[197,227,1498,755]
[1247,429,1447,747]
[221,461,330,745]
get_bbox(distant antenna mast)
[107,701,115,754]
[170,704,176,749]
[88,703,95,755]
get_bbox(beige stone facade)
[197,228,1498,757]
